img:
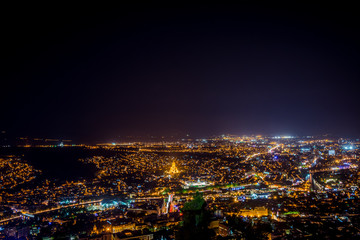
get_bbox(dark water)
[0,147,114,181]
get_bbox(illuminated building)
[111,223,135,233]
[168,161,180,175]
[161,194,176,214]
[183,179,213,189]
[239,207,269,217]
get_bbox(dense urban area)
[1,135,360,239]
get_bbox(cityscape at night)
[1,2,360,240]
[1,135,360,239]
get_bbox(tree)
[176,191,215,240]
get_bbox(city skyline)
[1,134,359,239]
[2,132,360,146]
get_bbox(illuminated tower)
[309,173,314,192]
[161,194,175,214]
[166,194,174,213]
[91,224,98,235]
[161,198,168,214]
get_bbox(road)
[0,199,103,223]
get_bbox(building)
[183,179,213,189]
[168,161,180,175]
[218,223,230,237]
[239,207,269,217]
[112,223,136,233]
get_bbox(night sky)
[2,3,360,142]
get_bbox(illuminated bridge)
[309,164,357,173]
[0,199,103,223]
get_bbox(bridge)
[0,199,103,223]
[309,164,357,173]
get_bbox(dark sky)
[1,3,360,142]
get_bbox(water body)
[0,147,114,181]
